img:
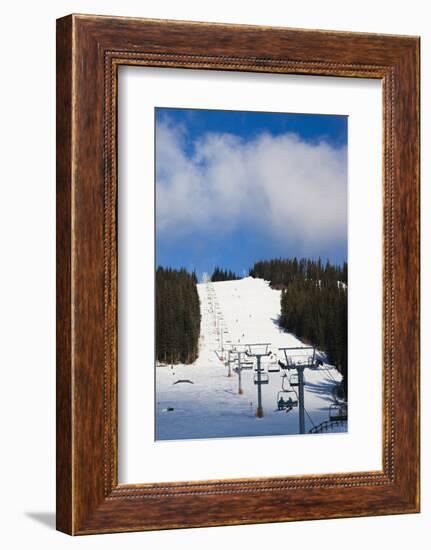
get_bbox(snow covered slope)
[156,277,346,440]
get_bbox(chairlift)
[282,375,294,391]
[278,355,295,370]
[329,403,348,422]
[308,356,323,369]
[289,373,299,387]
[268,362,280,373]
[254,364,266,372]
[246,343,271,356]
[276,391,298,410]
[241,361,254,370]
[253,372,269,385]
[306,356,316,367]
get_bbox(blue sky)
[155,107,347,281]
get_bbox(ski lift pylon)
[253,372,269,385]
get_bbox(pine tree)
[155,267,201,365]
[211,266,239,282]
[251,257,348,394]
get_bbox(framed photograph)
[56,14,420,534]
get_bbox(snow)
[155,277,346,440]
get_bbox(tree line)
[156,267,200,364]
[156,258,348,394]
[250,258,348,394]
[211,266,239,282]
[250,257,347,287]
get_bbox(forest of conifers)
[155,267,200,364]
[250,258,348,392]
[211,266,239,282]
[156,258,347,393]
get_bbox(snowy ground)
[156,277,346,440]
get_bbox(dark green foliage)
[250,257,347,287]
[156,267,201,364]
[251,258,348,394]
[211,266,239,282]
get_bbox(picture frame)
[56,14,420,535]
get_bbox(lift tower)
[245,343,271,418]
[232,347,246,395]
[225,347,236,377]
[278,347,317,434]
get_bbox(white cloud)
[156,120,347,253]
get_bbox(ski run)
[156,276,347,440]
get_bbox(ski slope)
[155,277,346,440]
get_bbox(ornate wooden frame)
[56,14,420,535]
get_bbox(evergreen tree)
[251,257,348,394]
[155,267,201,364]
[211,266,239,282]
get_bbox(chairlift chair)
[307,356,317,368]
[254,364,266,372]
[289,373,299,387]
[282,374,295,391]
[278,355,294,370]
[329,403,348,422]
[241,361,254,370]
[308,356,323,370]
[253,372,269,385]
[268,362,280,373]
[276,391,298,410]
